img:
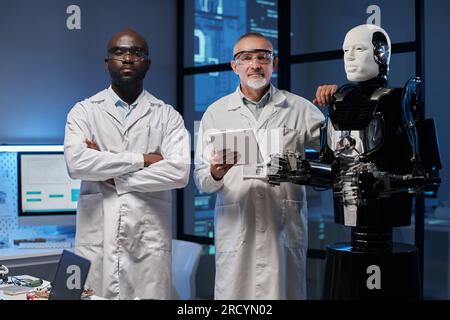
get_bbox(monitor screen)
[18,152,81,217]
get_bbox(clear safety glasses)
[233,49,274,65]
[107,46,148,62]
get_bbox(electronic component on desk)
[17,278,43,287]
[1,284,33,296]
[17,241,72,249]
[0,265,9,283]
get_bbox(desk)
[1,241,105,300]
[0,275,105,300]
[0,247,66,268]
[0,239,75,280]
[0,275,50,300]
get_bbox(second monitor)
[18,152,81,226]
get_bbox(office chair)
[171,239,202,300]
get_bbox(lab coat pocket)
[282,128,301,154]
[122,217,164,259]
[145,127,163,153]
[281,200,307,248]
[215,203,244,253]
[141,198,171,251]
[75,193,104,246]
[129,125,163,153]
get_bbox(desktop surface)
[0,274,104,300]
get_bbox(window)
[180,0,278,244]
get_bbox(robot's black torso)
[321,80,415,249]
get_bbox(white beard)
[246,78,268,90]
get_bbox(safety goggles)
[233,49,274,65]
[107,46,148,62]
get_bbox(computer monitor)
[18,151,81,226]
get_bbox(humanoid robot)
[267,24,441,299]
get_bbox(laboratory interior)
[0,0,449,300]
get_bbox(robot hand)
[334,162,441,206]
[266,152,305,185]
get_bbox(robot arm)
[266,151,333,187]
[266,150,440,204]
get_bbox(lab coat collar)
[107,86,145,110]
[89,89,163,133]
[123,91,163,132]
[227,84,287,111]
[87,90,123,127]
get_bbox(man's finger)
[325,85,336,105]
[315,86,322,99]
[324,88,331,105]
[320,91,328,106]
[217,151,238,164]
[315,86,323,106]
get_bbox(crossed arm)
[64,105,190,194]
[84,139,163,185]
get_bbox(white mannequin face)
[342,25,390,82]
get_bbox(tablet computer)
[208,129,264,165]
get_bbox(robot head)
[343,24,391,82]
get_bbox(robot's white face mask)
[343,25,390,82]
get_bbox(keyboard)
[17,241,73,249]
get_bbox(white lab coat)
[64,89,190,300]
[194,85,324,299]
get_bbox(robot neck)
[357,78,388,96]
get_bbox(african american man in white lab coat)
[194,32,324,299]
[64,29,190,300]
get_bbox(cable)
[401,77,422,163]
